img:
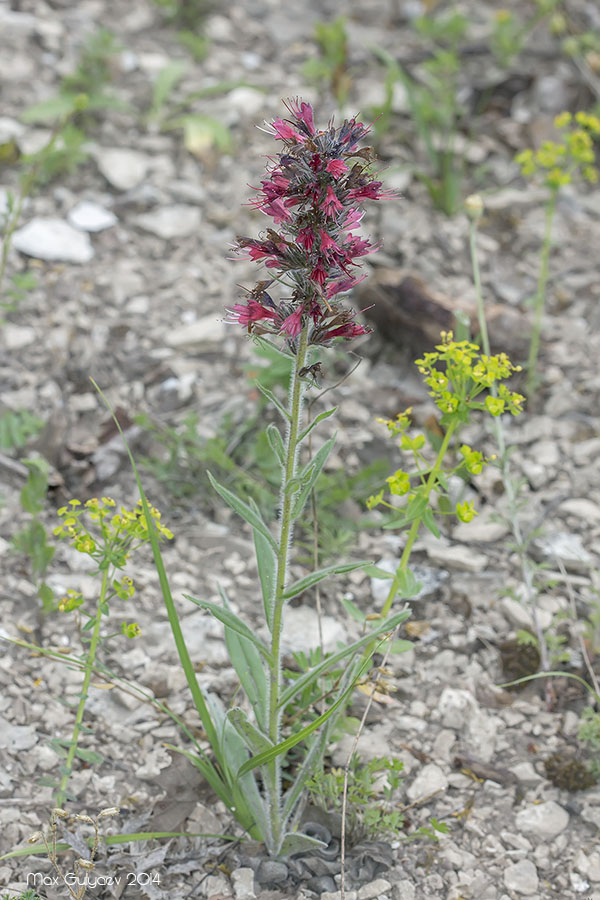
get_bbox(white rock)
[504,859,538,896]
[95,147,150,191]
[227,87,266,117]
[12,218,93,262]
[406,763,448,802]
[515,801,569,839]
[391,881,415,900]
[2,324,36,349]
[532,532,592,574]
[166,314,225,348]
[357,879,392,900]
[134,204,201,239]
[438,688,477,730]
[425,542,488,572]
[68,201,117,232]
[281,606,346,654]
[509,762,542,786]
[231,867,256,900]
[500,596,535,631]
[559,498,600,524]
[0,717,37,751]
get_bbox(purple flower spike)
[230,99,396,349]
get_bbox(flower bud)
[464,194,484,220]
[28,832,43,844]
[98,807,120,818]
[52,807,69,818]
[75,814,95,824]
[78,858,95,870]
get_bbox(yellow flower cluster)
[515,110,599,190]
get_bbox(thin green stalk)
[266,324,310,849]
[55,567,109,807]
[381,422,457,618]
[526,189,557,397]
[469,216,551,679]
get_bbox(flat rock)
[504,859,539,896]
[231,866,256,899]
[357,880,392,900]
[166,314,226,348]
[515,800,569,839]
[68,200,117,232]
[134,204,201,239]
[0,716,37,751]
[531,531,592,573]
[406,763,448,802]
[281,606,346,654]
[11,217,94,262]
[559,497,600,524]
[95,147,150,190]
[425,541,488,573]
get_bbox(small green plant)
[1,891,40,900]
[49,497,173,805]
[515,110,600,396]
[490,0,561,68]
[306,754,405,843]
[12,458,55,613]
[579,707,600,778]
[302,17,351,110]
[0,409,44,451]
[395,10,469,214]
[152,0,214,29]
[22,29,124,127]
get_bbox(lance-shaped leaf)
[266,423,285,467]
[227,707,273,757]
[248,498,276,631]
[207,471,277,551]
[291,435,336,520]
[185,594,274,666]
[279,608,411,707]
[279,832,327,857]
[256,382,290,422]
[281,726,330,828]
[237,638,396,778]
[281,560,369,601]
[297,406,337,444]
[220,586,268,729]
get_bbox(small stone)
[95,147,150,191]
[2,324,36,349]
[166,314,226,348]
[509,762,542,786]
[425,542,488,572]
[281,606,347,654]
[438,688,477,729]
[357,879,392,900]
[0,717,37,751]
[515,801,569,839]
[12,218,93,262]
[504,860,538,896]
[406,763,448,802]
[227,87,266,118]
[134,204,201,239]
[559,498,600,524]
[256,859,288,885]
[500,596,535,631]
[231,867,256,900]
[531,532,592,574]
[68,201,117,232]
[391,881,415,900]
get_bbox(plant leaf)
[248,498,276,631]
[185,593,274,666]
[279,832,327,856]
[279,608,411,707]
[149,60,188,121]
[297,406,337,444]
[291,435,336,519]
[219,585,268,729]
[266,423,285,466]
[227,707,273,757]
[207,471,277,551]
[282,560,368,601]
[255,381,291,421]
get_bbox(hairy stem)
[56,567,109,807]
[266,324,310,851]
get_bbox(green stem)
[266,324,310,851]
[381,421,458,619]
[469,219,491,358]
[526,190,557,397]
[55,567,109,807]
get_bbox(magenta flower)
[229,99,395,349]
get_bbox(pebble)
[391,882,415,900]
[357,879,392,900]
[281,606,347,654]
[406,763,448,802]
[500,596,537,631]
[559,497,600,524]
[166,314,226,348]
[231,866,256,900]
[424,542,488,572]
[2,324,36,350]
[134,204,201,239]
[0,717,37,751]
[531,532,592,573]
[68,200,117,232]
[515,800,569,839]
[95,147,150,191]
[12,217,94,262]
[503,859,539,896]
[227,86,266,118]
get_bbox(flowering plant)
[136,99,409,858]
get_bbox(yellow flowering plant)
[50,496,172,806]
[368,333,524,614]
[515,111,600,395]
